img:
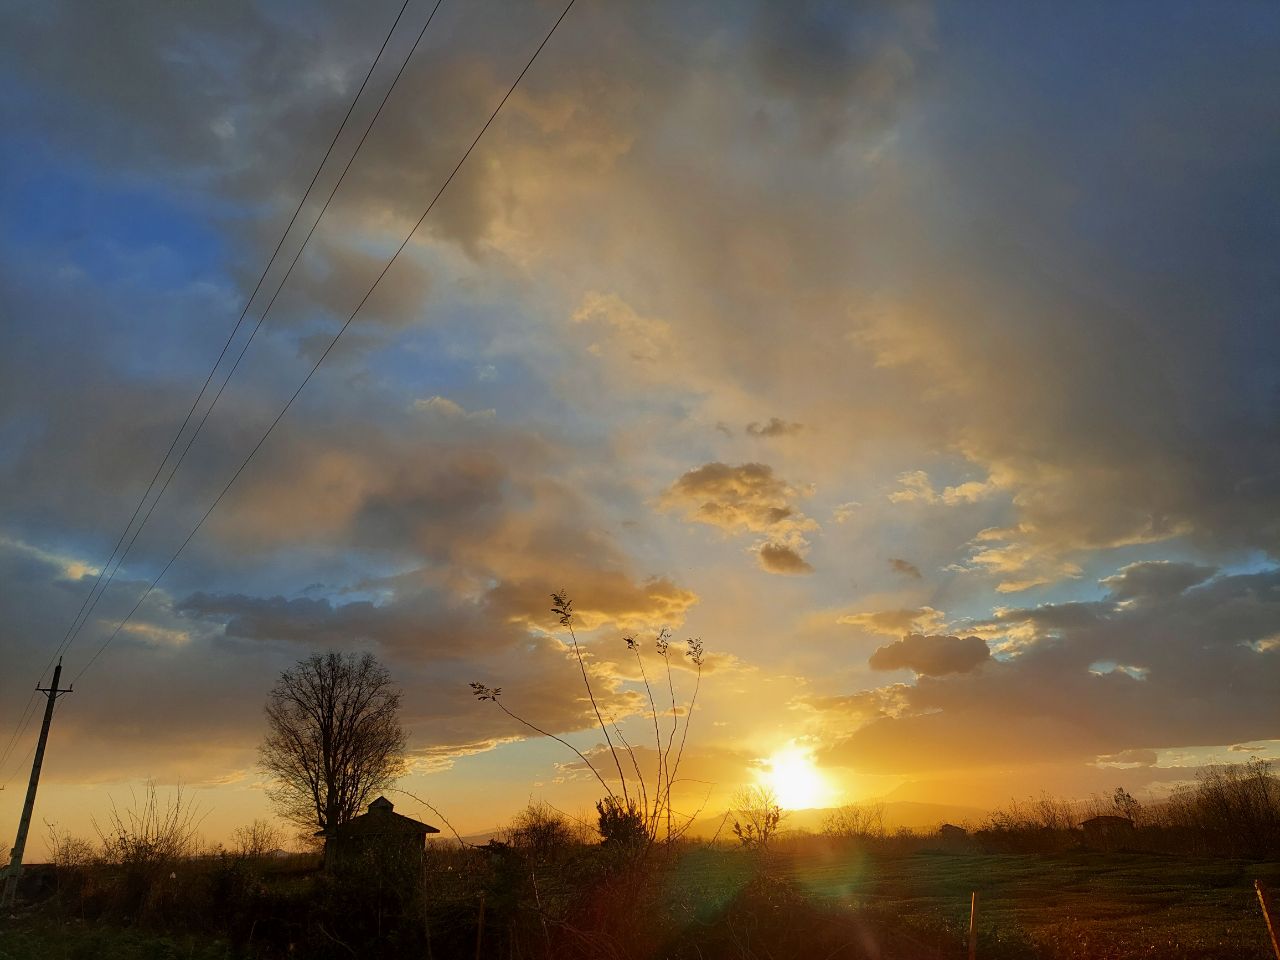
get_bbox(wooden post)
[474,891,486,960]
[422,858,434,960]
[968,890,979,960]
[2,660,72,908]
[1258,881,1280,960]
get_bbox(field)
[4,846,1279,959]
[674,846,1280,958]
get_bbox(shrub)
[597,796,648,851]
[505,801,591,859]
[92,781,204,919]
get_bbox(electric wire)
[51,0,446,664]
[0,0,417,788]
[71,0,579,686]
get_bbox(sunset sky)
[2,1,1279,855]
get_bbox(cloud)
[832,501,860,523]
[818,566,1280,775]
[1100,560,1218,602]
[868,633,991,676]
[888,470,999,506]
[413,396,496,421]
[746,0,933,149]
[661,462,818,574]
[486,574,697,632]
[888,558,922,579]
[572,291,675,371]
[837,607,944,636]
[4,0,1280,823]
[746,417,804,438]
[1095,749,1159,768]
[957,527,1083,593]
[756,542,813,575]
[662,462,811,534]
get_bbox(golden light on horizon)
[760,742,834,810]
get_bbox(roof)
[315,796,441,838]
[1079,815,1134,827]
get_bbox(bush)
[92,781,203,920]
[597,797,648,852]
[505,801,594,860]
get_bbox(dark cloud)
[888,558,921,579]
[868,633,990,676]
[989,601,1104,631]
[1100,560,1218,602]
[820,567,1280,774]
[846,9,1280,576]
[746,0,932,149]
[757,542,813,575]
[745,417,804,438]
[177,587,530,662]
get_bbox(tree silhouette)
[259,651,406,834]
[732,785,786,850]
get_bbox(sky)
[2,0,1279,855]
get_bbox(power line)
[72,0,580,686]
[51,0,447,662]
[0,0,419,787]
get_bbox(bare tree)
[259,651,406,834]
[230,818,285,859]
[820,801,886,841]
[731,785,786,850]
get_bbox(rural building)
[1080,815,1135,848]
[938,823,968,842]
[316,796,439,867]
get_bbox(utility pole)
[1,659,72,909]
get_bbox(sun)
[761,742,833,810]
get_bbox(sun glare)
[761,742,832,810]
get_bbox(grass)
[0,922,249,960]
[5,847,1280,958]
[675,844,1280,958]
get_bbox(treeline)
[965,759,1279,858]
[776,758,1279,859]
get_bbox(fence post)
[968,890,979,960]
[474,891,486,960]
[1258,881,1280,960]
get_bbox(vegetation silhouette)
[259,651,407,840]
[471,591,707,849]
[5,758,1280,958]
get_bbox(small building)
[938,823,968,842]
[1080,815,1134,848]
[316,796,439,869]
